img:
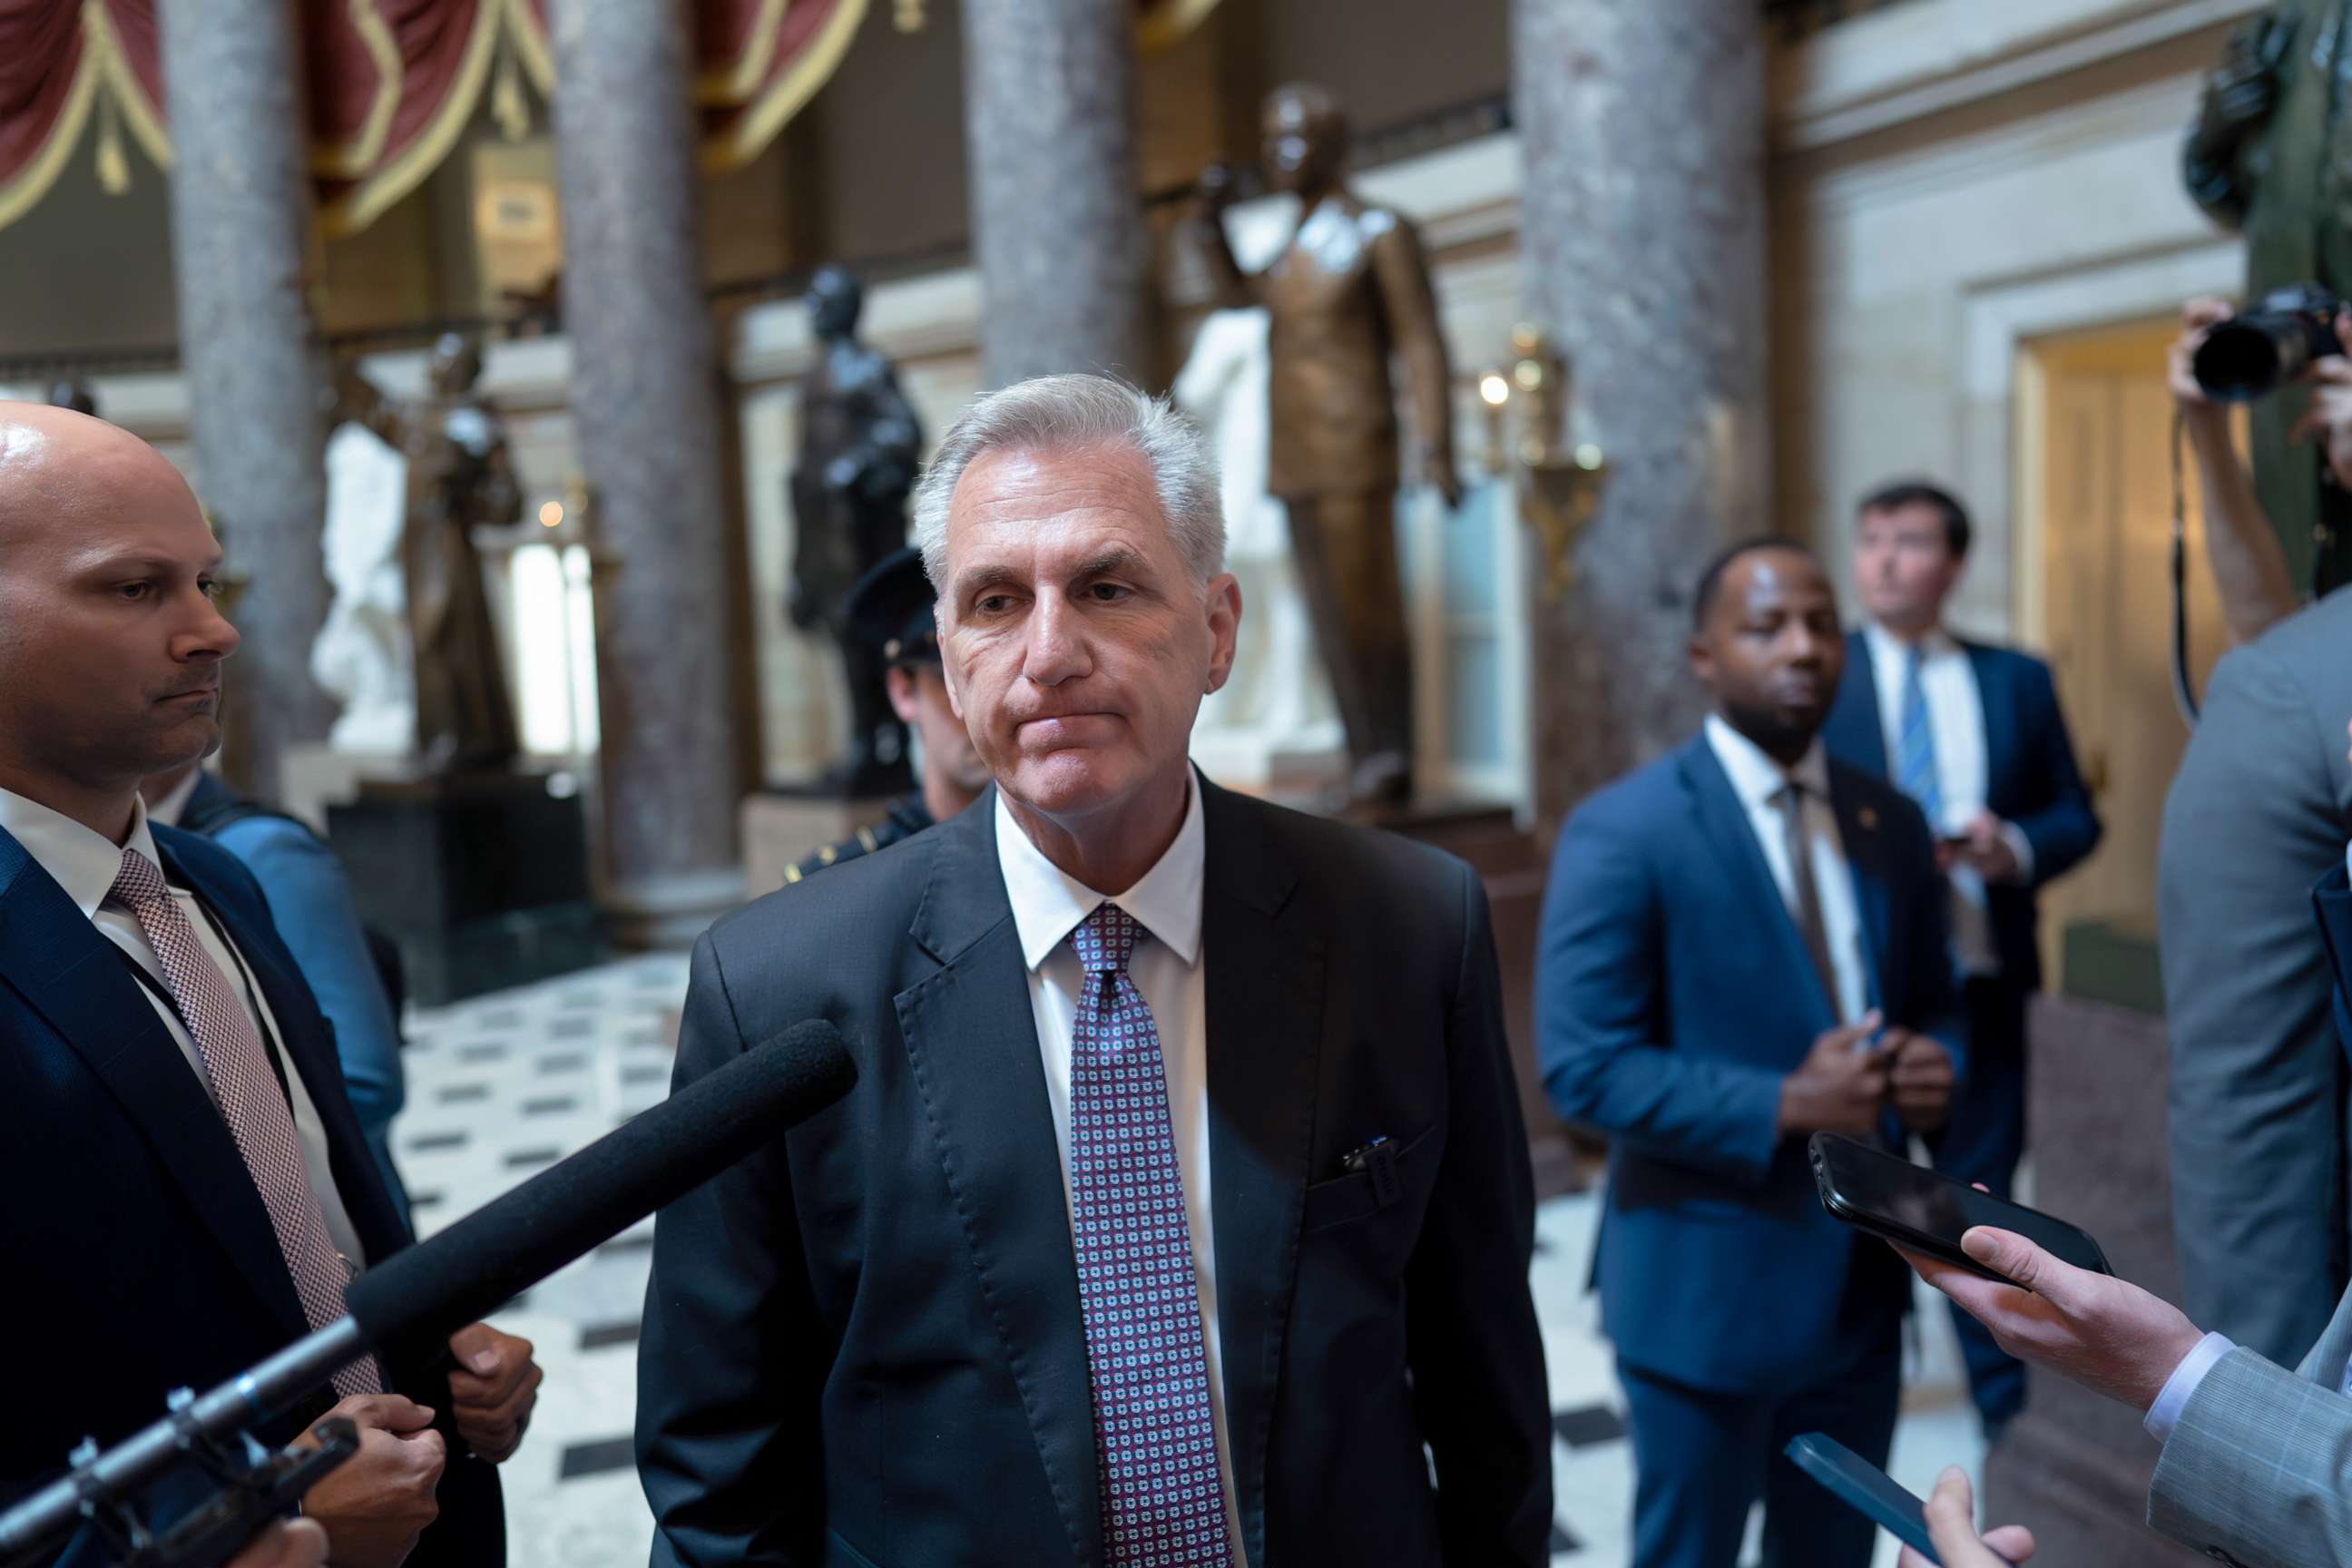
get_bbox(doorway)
[2015,314,2238,988]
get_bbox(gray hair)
[909,373,1225,593]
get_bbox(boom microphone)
[0,1021,855,1565]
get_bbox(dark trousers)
[1936,974,2031,1433]
[1285,490,1413,789]
[1618,1319,1903,1568]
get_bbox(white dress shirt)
[1704,715,1873,1025]
[994,777,1246,1561]
[0,786,368,1270]
[1862,622,2035,977]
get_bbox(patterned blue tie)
[1897,645,1944,828]
[1067,904,1231,1567]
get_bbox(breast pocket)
[1300,1122,1439,1234]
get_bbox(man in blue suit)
[1821,481,2102,1439]
[1541,537,1963,1568]
[0,403,539,1566]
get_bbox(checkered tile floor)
[397,956,1984,1568]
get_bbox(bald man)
[0,405,531,1568]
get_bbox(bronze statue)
[1195,83,1460,808]
[334,334,522,771]
[2185,0,2352,596]
[789,265,925,795]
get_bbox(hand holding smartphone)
[1784,1436,2019,1566]
[1808,1132,2112,1284]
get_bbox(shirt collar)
[994,772,1206,973]
[0,786,163,919]
[1703,711,1831,814]
[1864,619,1957,669]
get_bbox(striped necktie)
[105,848,382,1400]
[1897,644,1945,828]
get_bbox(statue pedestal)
[740,788,897,897]
[328,769,603,1006]
[278,742,408,835]
[1981,990,2201,1565]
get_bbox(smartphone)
[1808,1132,2112,1284]
[1784,1433,2015,1566]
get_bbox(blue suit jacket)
[1537,736,1963,1397]
[0,822,500,1566]
[1820,632,2101,989]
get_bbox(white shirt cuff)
[2145,1331,2235,1445]
[1997,820,2035,884]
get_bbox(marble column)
[157,0,333,798]
[550,0,754,943]
[1512,0,1771,828]
[960,0,1152,387]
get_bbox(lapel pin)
[1858,807,1878,831]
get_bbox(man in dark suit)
[635,374,1552,1567]
[1540,538,1963,1568]
[1820,480,2102,1438]
[0,403,539,1567]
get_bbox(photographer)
[2169,295,2302,644]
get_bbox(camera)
[2192,282,2347,401]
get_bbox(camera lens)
[2193,321,2288,402]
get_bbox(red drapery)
[502,0,866,175]
[0,0,163,229]
[0,0,873,237]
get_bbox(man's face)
[887,663,992,797]
[936,442,1239,824]
[0,419,240,792]
[1262,93,1339,194]
[1854,502,1961,632]
[1689,548,1845,759]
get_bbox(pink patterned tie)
[106,848,382,1400]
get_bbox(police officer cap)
[845,546,940,667]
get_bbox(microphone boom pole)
[1,1022,854,1567]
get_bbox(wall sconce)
[1490,324,1607,602]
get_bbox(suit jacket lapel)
[1965,642,2019,806]
[893,795,1102,1566]
[1838,631,1893,779]
[152,831,412,1259]
[1200,782,1323,1567]
[0,828,309,1338]
[1826,773,1892,1014]
[1680,740,1837,1031]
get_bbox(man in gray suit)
[1903,1210,2352,1568]
[2162,574,2352,1367]
[1903,755,2352,1568]
[2165,298,2352,1363]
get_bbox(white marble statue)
[311,420,416,753]
[1177,194,1343,789]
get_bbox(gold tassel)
[94,87,130,195]
[894,0,926,32]
[493,45,530,142]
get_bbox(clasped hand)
[1779,1011,1956,1138]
